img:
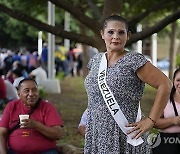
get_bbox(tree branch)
[102,0,122,20]
[49,0,101,33]
[0,3,97,47]
[127,9,180,46]
[128,0,176,30]
[0,2,179,50]
[86,0,101,18]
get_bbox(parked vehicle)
[157,58,169,70]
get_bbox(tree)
[0,0,180,51]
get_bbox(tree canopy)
[0,0,180,50]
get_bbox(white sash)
[98,53,144,146]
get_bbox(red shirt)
[0,76,6,99]
[0,99,63,153]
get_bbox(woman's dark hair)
[18,78,38,90]
[102,14,129,31]
[170,67,180,103]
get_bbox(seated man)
[0,78,63,154]
[78,109,87,136]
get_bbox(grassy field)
[46,77,157,148]
[46,77,88,148]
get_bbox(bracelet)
[148,116,156,125]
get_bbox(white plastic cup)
[19,114,29,127]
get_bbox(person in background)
[27,50,38,73]
[78,109,87,136]
[0,78,63,154]
[0,69,7,108]
[40,43,48,73]
[55,45,69,77]
[6,61,28,84]
[20,52,28,70]
[84,14,172,154]
[14,61,28,79]
[29,60,47,87]
[0,68,18,106]
[0,49,7,69]
[153,67,180,154]
[12,50,21,62]
[12,68,24,89]
[3,50,13,75]
[4,80,19,102]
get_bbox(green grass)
[141,84,157,116]
[46,77,88,148]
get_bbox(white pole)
[137,24,142,53]
[38,31,42,56]
[152,33,157,67]
[48,1,55,79]
[64,12,70,51]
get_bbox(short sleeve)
[130,52,148,72]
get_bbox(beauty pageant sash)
[98,53,144,146]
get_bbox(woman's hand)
[173,116,180,125]
[126,117,155,139]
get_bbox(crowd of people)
[0,49,47,108]
[0,14,179,154]
[0,43,96,106]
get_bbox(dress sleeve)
[87,53,99,70]
[130,52,148,72]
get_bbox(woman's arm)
[127,62,172,139]
[0,127,8,154]
[137,62,172,122]
[155,116,180,129]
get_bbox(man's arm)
[78,125,85,136]
[0,127,8,154]
[78,109,87,136]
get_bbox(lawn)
[46,77,88,148]
[46,77,157,148]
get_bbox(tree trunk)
[169,21,178,80]
[102,0,122,19]
[82,45,90,78]
[79,22,90,77]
